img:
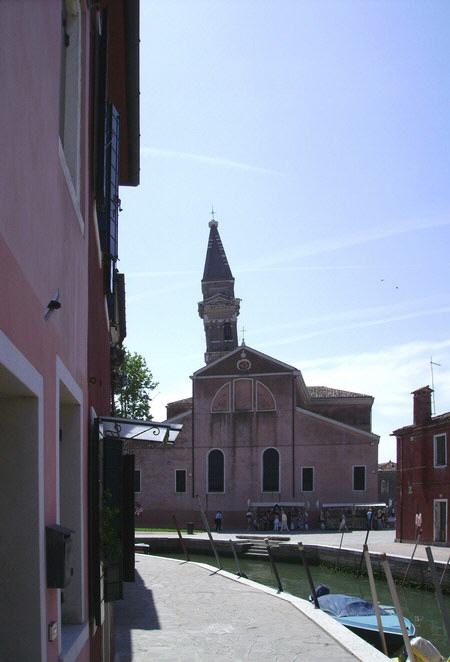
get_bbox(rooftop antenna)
[430,357,441,414]
[240,325,246,346]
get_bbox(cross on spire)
[240,325,246,346]
[209,205,218,228]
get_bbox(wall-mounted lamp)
[44,289,61,320]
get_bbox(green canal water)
[150,551,450,656]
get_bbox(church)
[131,218,380,529]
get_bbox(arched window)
[262,448,279,492]
[223,322,232,340]
[208,449,224,492]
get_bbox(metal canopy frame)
[98,416,183,445]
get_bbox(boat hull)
[343,621,408,657]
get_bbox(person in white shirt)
[415,511,422,538]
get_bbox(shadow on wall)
[114,567,161,659]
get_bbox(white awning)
[249,501,305,508]
[322,502,386,509]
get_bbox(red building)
[0,2,139,660]
[394,386,449,545]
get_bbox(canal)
[150,551,450,655]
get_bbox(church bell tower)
[198,215,240,364]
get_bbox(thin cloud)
[251,296,439,337]
[245,217,450,271]
[126,280,194,304]
[140,146,284,176]
[126,269,198,279]
[259,306,450,350]
[294,338,450,461]
[235,264,368,274]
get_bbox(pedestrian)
[246,510,253,530]
[339,513,347,532]
[281,509,288,531]
[273,514,280,531]
[366,507,373,531]
[319,510,326,530]
[215,510,223,532]
[304,510,309,531]
[415,510,422,539]
[376,509,382,530]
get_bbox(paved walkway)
[115,555,388,661]
[136,528,450,563]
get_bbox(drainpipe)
[292,375,295,498]
[191,376,195,498]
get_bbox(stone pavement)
[136,528,450,563]
[114,554,389,662]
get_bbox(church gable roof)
[202,220,233,282]
[192,345,300,378]
[308,386,373,400]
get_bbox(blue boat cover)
[318,594,391,618]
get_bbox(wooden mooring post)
[298,542,319,608]
[363,545,388,657]
[172,515,190,562]
[357,528,370,575]
[197,496,222,570]
[426,546,450,648]
[380,553,414,661]
[402,531,421,586]
[335,529,345,571]
[440,553,450,586]
[229,539,247,578]
[265,539,283,593]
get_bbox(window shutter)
[106,104,120,263]
[122,454,135,582]
[103,436,123,602]
[88,418,101,625]
[99,103,120,296]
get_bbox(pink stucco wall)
[0,3,91,660]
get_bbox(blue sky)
[120,1,450,461]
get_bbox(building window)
[353,465,366,491]
[223,322,233,341]
[380,479,388,495]
[59,0,81,195]
[208,450,224,493]
[301,467,314,492]
[262,448,279,492]
[434,433,447,467]
[134,470,141,493]
[175,469,186,493]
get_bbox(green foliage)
[115,350,158,420]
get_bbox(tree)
[114,350,158,420]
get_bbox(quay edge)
[135,535,450,592]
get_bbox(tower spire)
[198,214,241,364]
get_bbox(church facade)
[131,219,379,529]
